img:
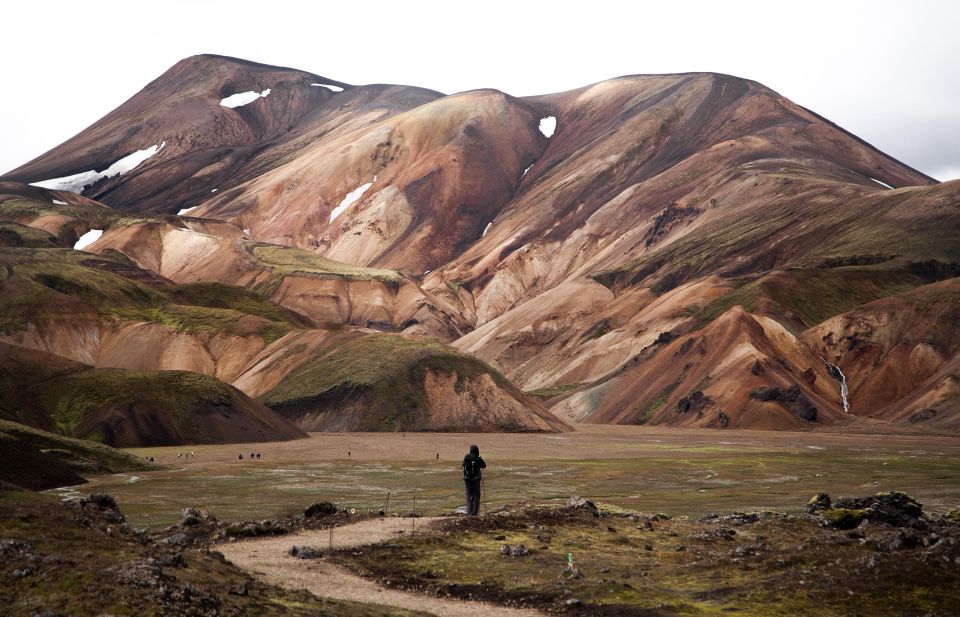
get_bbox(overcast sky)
[2,0,957,180]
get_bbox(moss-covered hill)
[0,247,305,343]
[0,343,306,448]
[0,419,153,490]
[262,333,570,432]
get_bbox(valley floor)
[74,425,960,528]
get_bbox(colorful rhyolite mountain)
[1,54,958,443]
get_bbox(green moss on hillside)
[697,268,923,331]
[31,369,251,443]
[251,244,404,285]
[0,222,61,248]
[525,383,584,399]
[0,419,152,490]
[262,334,508,431]
[0,248,296,342]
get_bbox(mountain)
[2,54,957,433]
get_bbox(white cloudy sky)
[1,0,957,180]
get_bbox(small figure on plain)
[256,453,261,460]
[462,444,486,516]
[239,454,243,460]
[436,452,439,460]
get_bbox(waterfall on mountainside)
[822,358,850,413]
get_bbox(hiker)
[239,454,243,460]
[462,444,486,516]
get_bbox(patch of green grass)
[171,281,308,326]
[525,383,585,398]
[251,244,404,286]
[635,381,680,424]
[335,504,960,615]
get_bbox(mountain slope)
[2,56,957,433]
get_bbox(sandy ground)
[124,424,960,469]
[218,516,544,617]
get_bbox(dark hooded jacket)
[462,444,486,482]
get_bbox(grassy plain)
[78,425,960,528]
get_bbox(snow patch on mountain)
[539,116,556,138]
[31,142,165,193]
[177,206,197,216]
[51,199,67,205]
[330,177,376,223]
[74,229,103,251]
[220,89,271,108]
[311,83,344,92]
[870,177,894,190]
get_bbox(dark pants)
[465,479,481,516]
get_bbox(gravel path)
[218,516,544,617]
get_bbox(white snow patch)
[311,83,344,92]
[330,176,376,223]
[242,228,250,236]
[177,206,197,216]
[51,199,67,205]
[74,229,103,251]
[520,164,533,179]
[31,142,165,193]
[220,89,271,108]
[538,116,556,138]
[423,270,431,275]
[211,188,218,192]
[870,177,894,190]
[482,222,492,237]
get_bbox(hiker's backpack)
[464,457,482,481]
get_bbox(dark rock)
[158,552,185,568]
[807,493,832,513]
[677,390,712,414]
[86,493,118,510]
[655,331,678,345]
[159,533,189,546]
[749,384,817,421]
[834,491,926,528]
[908,408,937,423]
[751,360,764,375]
[228,583,249,596]
[559,566,585,580]
[501,543,531,557]
[304,502,338,518]
[290,545,322,559]
[567,496,599,516]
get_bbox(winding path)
[218,517,544,617]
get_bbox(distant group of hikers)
[239,453,262,460]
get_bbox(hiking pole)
[481,476,485,515]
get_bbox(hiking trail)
[218,516,544,617]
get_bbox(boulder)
[567,496,599,516]
[304,502,338,518]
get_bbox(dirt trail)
[218,516,544,617]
